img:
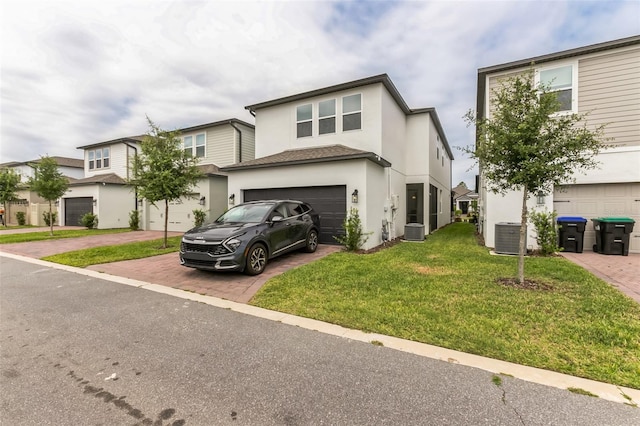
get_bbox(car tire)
[245,243,267,275]
[304,229,318,253]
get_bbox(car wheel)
[245,244,267,275]
[304,229,318,253]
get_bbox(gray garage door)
[65,197,93,227]
[243,185,346,245]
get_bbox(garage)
[148,195,201,232]
[244,185,346,244]
[554,183,640,253]
[65,197,93,227]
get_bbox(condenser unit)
[494,222,524,255]
[404,223,425,241]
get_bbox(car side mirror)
[271,215,284,223]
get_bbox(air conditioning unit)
[404,223,425,241]
[494,222,524,255]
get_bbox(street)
[1,256,638,425]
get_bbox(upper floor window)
[342,94,361,131]
[184,133,206,158]
[539,64,574,112]
[88,148,110,170]
[319,99,336,135]
[297,104,312,138]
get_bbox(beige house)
[476,35,640,253]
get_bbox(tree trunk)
[163,199,169,249]
[518,186,528,285]
[49,201,54,236]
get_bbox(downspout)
[228,120,243,163]
[123,142,139,211]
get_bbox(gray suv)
[180,200,320,275]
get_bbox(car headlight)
[224,238,242,252]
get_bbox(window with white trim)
[297,104,312,138]
[319,99,336,135]
[538,64,575,112]
[183,133,206,158]
[342,94,361,131]
[88,147,110,170]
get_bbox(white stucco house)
[61,119,255,230]
[475,35,640,253]
[222,74,453,249]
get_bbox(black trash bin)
[592,217,636,256]
[557,216,587,253]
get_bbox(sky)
[1,0,639,188]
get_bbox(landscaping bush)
[192,209,206,227]
[129,210,140,231]
[43,211,57,226]
[530,209,561,255]
[15,211,26,226]
[80,212,98,229]
[334,207,370,251]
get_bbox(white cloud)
[1,0,638,188]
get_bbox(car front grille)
[181,241,232,256]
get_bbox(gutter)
[123,142,139,211]
[228,120,243,163]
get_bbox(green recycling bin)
[591,217,635,256]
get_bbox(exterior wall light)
[199,196,206,206]
[92,198,97,207]
[536,191,545,205]
[138,198,143,207]
[229,193,235,205]
[351,189,359,204]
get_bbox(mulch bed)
[496,277,554,291]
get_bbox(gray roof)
[68,173,126,186]
[0,156,83,169]
[197,163,225,176]
[221,144,391,171]
[77,136,144,150]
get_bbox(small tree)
[128,117,203,248]
[28,156,68,236]
[529,209,561,256]
[0,168,21,227]
[192,209,206,227]
[464,68,607,284]
[334,208,370,251]
[129,210,140,231]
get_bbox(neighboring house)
[62,119,255,230]
[476,35,640,253]
[0,156,84,225]
[222,74,453,249]
[453,183,478,216]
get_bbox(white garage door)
[148,195,202,232]
[554,183,640,253]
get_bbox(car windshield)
[215,203,274,224]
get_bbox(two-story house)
[62,119,255,230]
[222,74,453,249]
[0,156,84,225]
[475,35,640,253]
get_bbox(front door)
[406,183,424,224]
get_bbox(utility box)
[404,223,425,241]
[495,222,524,255]
[592,217,635,256]
[557,216,587,253]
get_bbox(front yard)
[251,223,640,390]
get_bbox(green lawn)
[0,228,131,244]
[251,223,640,390]
[42,236,182,267]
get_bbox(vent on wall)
[404,223,425,241]
[495,222,525,255]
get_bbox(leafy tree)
[129,117,203,248]
[0,168,21,227]
[28,156,69,235]
[464,68,607,284]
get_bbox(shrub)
[80,212,98,229]
[43,211,57,226]
[529,209,561,255]
[16,211,26,226]
[192,209,207,227]
[129,210,140,231]
[334,207,371,251]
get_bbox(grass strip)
[0,228,131,244]
[251,223,640,389]
[41,236,181,267]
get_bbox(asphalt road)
[1,257,638,425]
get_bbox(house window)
[319,99,336,135]
[183,133,206,158]
[539,65,574,112]
[88,148,109,170]
[297,104,312,138]
[342,94,361,131]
